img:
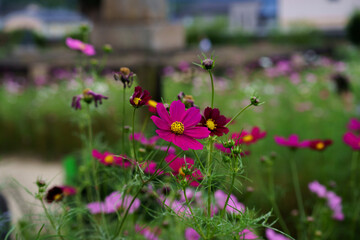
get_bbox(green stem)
[40,199,65,240]
[268,165,290,235]
[208,70,215,108]
[225,104,252,127]
[207,139,214,238]
[289,153,306,239]
[122,87,126,151]
[132,108,144,183]
[221,170,235,219]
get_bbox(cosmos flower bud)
[223,139,235,148]
[232,146,242,155]
[36,179,46,188]
[102,44,113,53]
[250,96,260,106]
[202,59,214,70]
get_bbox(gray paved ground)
[0,156,63,224]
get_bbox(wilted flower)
[151,100,210,151]
[71,88,108,110]
[45,186,64,203]
[87,191,140,214]
[308,139,332,151]
[130,86,152,108]
[343,132,360,150]
[92,149,132,167]
[178,92,196,108]
[200,107,229,137]
[274,134,310,149]
[165,154,203,187]
[65,37,95,56]
[114,67,135,88]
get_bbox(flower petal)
[170,100,185,122]
[184,126,210,139]
[151,116,170,130]
[182,107,202,127]
[173,135,204,151]
[156,103,172,124]
[156,129,174,142]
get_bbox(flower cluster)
[308,181,344,221]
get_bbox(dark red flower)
[200,107,229,137]
[308,139,332,151]
[130,86,151,108]
[45,186,64,203]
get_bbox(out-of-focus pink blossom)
[343,132,360,150]
[239,229,258,239]
[135,225,160,240]
[308,181,327,198]
[185,228,200,240]
[66,37,95,56]
[347,118,360,132]
[214,190,245,214]
[129,133,176,154]
[265,229,289,240]
[274,134,310,149]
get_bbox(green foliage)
[346,11,360,46]
[268,26,324,47]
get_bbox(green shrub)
[346,11,360,46]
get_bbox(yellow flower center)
[206,119,217,130]
[316,142,325,150]
[104,155,114,164]
[171,121,184,135]
[120,67,130,76]
[243,134,254,142]
[148,100,158,108]
[54,193,62,201]
[179,167,186,176]
[133,97,142,105]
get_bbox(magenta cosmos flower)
[239,229,258,239]
[72,88,108,110]
[129,132,176,154]
[274,134,310,149]
[185,228,200,240]
[343,132,360,150]
[151,100,210,150]
[308,139,332,151]
[92,149,132,167]
[87,191,140,214]
[66,37,95,56]
[347,118,360,132]
[130,86,152,108]
[200,107,229,137]
[165,154,203,187]
[135,225,160,240]
[233,127,267,145]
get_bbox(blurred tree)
[346,11,360,46]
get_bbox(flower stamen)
[104,155,114,164]
[206,119,217,130]
[171,121,184,135]
[316,142,325,150]
[243,134,254,142]
[133,97,142,105]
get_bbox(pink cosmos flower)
[159,195,191,217]
[343,132,360,150]
[66,37,95,56]
[239,229,258,239]
[185,228,200,240]
[140,161,163,175]
[129,132,176,154]
[266,229,289,240]
[308,181,327,198]
[72,88,108,110]
[347,118,360,132]
[214,190,245,214]
[151,100,210,151]
[326,191,344,221]
[87,191,140,214]
[165,154,203,187]
[135,225,160,240]
[274,134,310,149]
[92,149,132,167]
